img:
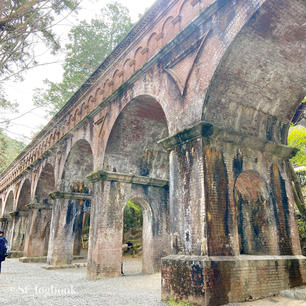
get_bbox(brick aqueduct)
[0,0,305,304]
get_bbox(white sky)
[3,0,156,143]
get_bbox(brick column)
[160,121,306,306]
[23,203,52,258]
[160,122,239,257]
[73,210,84,256]
[87,179,123,279]
[47,192,91,266]
[86,171,170,280]
[10,210,30,253]
[0,216,13,246]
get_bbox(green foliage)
[297,185,306,238]
[167,297,193,306]
[288,125,306,166]
[123,201,143,234]
[34,1,133,116]
[0,129,26,174]
[0,0,79,81]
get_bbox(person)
[0,230,9,274]
[121,241,133,275]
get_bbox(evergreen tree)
[34,2,133,115]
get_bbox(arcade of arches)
[0,0,305,305]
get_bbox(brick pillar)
[160,122,306,306]
[164,123,238,257]
[86,171,170,280]
[47,192,91,266]
[87,180,123,279]
[10,210,30,252]
[73,210,84,256]
[23,203,52,257]
[0,217,13,246]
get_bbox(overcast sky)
[4,0,156,143]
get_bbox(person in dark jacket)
[0,230,9,274]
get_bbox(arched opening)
[11,179,31,252]
[4,191,14,218]
[203,0,306,145]
[1,191,14,245]
[47,139,93,267]
[24,164,55,257]
[87,96,170,279]
[62,139,94,192]
[35,163,55,205]
[201,0,306,257]
[16,179,31,211]
[122,199,154,275]
[103,95,169,179]
[2,190,14,245]
[62,139,93,259]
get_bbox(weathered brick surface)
[162,255,306,306]
[0,0,305,304]
[87,179,170,279]
[23,206,52,257]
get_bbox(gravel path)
[0,258,304,306]
[0,258,163,306]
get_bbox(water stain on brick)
[270,163,293,255]
[204,146,231,256]
[235,170,273,255]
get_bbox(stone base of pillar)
[161,255,306,306]
[8,251,24,258]
[19,256,47,263]
[42,262,87,270]
[19,255,85,264]
[47,254,85,266]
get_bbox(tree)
[288,125,306,166]
[0,129,26,173]
[123,201,143,234]
[34,1,133,115]
[0,0,79,81]
[287,124,306,252]
[0,0,79,144]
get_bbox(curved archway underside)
[203,0,306,144]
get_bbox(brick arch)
[123,197,154,273]
[79,103,85,117]
[202,0,306,144]
[87,95,95,105]
[94,88,103,103]
[61,139,94,192]
[122,58,134,81]
[112,69,122,89]
[104,79,113,97]
[134,47,146,71]
[3,190,14,217]
[73,108,79,122]
[179,0,200,28]
[161,16,174,43]
[146,32,158,58]
[34,163,55,205]
[16,178,31,211]
[102,95,169,180]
